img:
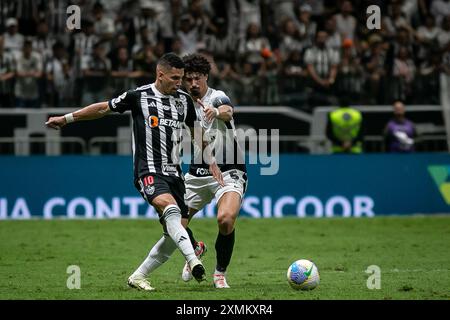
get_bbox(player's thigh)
[135,174,178,215]
[184,173,215,212]
[215,170,248,222]
[217,191,242,222]
[214,169,247,207]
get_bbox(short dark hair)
[157,52,184,69]
[182,54,211,75]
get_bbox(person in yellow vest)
[326,97,364,154]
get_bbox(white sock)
[132,233,177,278]
[163,204,197,264]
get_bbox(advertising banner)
[1,154,449,219]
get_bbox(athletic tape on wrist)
[64,113,74,123]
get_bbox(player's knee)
[153,198,171,209]
[217,213,235,234]
[152,195,177,213]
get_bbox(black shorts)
[135,174,189,220]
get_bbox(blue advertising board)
[0,154,449,219]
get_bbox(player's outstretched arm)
[45,101,111,130]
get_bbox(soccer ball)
[287,259,320,290]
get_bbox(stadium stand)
[0,0,449,153]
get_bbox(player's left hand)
[209,162,225,187]
[197,99,218,122]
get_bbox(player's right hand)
[197,99,217,122]
[45,116,67,130]
[209,162,225,187]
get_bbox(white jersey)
[189,87,246,176]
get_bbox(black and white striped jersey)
[108,83,196,180]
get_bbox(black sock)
[186,227,197,248]
[215,229,235,272]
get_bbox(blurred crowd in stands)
[1,0,450,110]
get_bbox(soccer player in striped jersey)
[45,53,224,291]
[180,54,248,288]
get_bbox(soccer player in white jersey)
[180,54,248,288]
[45,53,224,291]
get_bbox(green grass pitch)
[0,216,449,300]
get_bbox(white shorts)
[184,169,248,211]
